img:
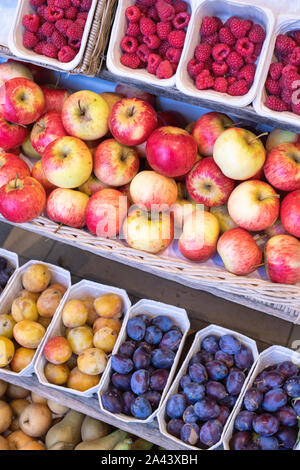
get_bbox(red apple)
[264,143,300,191]
[32,160,57,194]
[31,112,68,155]
[228,180,280,231]
[0,146,20,156]
[40,85,71,114]
[0,153,30,188]
[246,167,265,181]
[85,188,129,238]
[146,126,197,178]
[130,171,178,212]
[0,115,29,150]
[0,61,33,88]
[0,176,46,223]
[265,235,300,284]
[109,97,157,146]
[0,78,45,125]
[280,190,300,238]
[93,139,139,187]
[266,128,300,152]
[78,173,108,197]
[157,110,186,128]
[47,188,89,229]
[186,157,235,207]
[192,112,234,156]
[217,228,262,275]
[115,84,156,107]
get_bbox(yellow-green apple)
[0,153,31,188]
[32,160,57,195]
[130,170,178,212]
[146,126,197,178]
[99,92,122,111]
[264,143,300,191]
[0,78,45,125]
[40,85,71,114]
[0,176,46,223]
[123,207,174,254]
[21,135,41,159]
[42,136,93,189]
[280,190,300,238]
[178,210,220,262]
[115,84,155,107]
[0,61,33,88]
[93,139,139,187]
[213,128,266,180]
[157,110,186,128]
[47,188,89,229]
[171,182,197,229]
[192,112,234,156]
[186,157,235,207]
[264,235,300,284]
[31,112,68,155]
[85,188,129,238]
[264,218,288,238]
[62,90,109,140]
[210,205,238,233]
[266,128,300,152]
[109,97,157,146]
[217,228,262,275]
[78,173,108,197]
[228,180,280,231]
[0,115,29,150]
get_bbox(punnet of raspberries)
[121,0,191,79]
[264,30,300,115]
[22,0,92,62]
[187,15,266,96]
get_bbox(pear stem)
[249,132,269,144]
[54,223,63,234]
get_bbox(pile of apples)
[0,60,299,286]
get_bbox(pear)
[81,416,110,442]
[48,441,74,450]
[113,437,134,450]
[45,410,84,450]
[75,430,127,450]
[131,438,154,450]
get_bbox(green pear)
[131,438,154,450]
[81,416,110,442]
[113,437,133,450]
[45,410,84,450]
[75,430,127,450]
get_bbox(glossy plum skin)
[188,363,208,384]
[166,394,187,419]
[131,396,152,419]
[201,335,220,354]
[219,334,241,355]
[234,411,256,432]
[102,390,124,414]
[126,317,146,341]
[152,315,173,332]
[111,355,134,375]
[167,418,184,438]
[160,330,183,351]
[144,325,163,345]
[181,423,200,446]
[130,369,149,395]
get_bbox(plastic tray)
[98,298,190,424]
[8,0,98,72]
[176,0,275,108]
[34,279,132,398]
[0,260,71,377]
[223,345,300,451]
[157,324,259,450]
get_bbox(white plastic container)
[0,247,19,290]
[107,0,194,88]
[98,299,190,423]
[176,0,276,107]
[253,14,300,128]
[0,260,71,377]
[157,324,259,450]
[9,0,98,71]
[35,279,132,398]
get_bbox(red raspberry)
[204,57,213,71]
[281,88,293,105]
[143,34,161,49]
[137,44,150,63]
[157,22,172,40]
[235,38,255,57]
[227,76,237,85]
[238,63,256,85]
[22,14,40,33]
[275,34,296,57]
[76,18,86,28]
[245,54,257,64]
[187,58,205,79]
[289,46,300,66]
[37,5,47,19]
[254,42,263,56]
[81,0,92,11]
[54,0,71,7]
[294,30,300,45]
[212,43,230,62]
[224,16,238,29]
[44,6,64,22]
[58,45,77,62]
[227,51,244,71]
[71,0,81,6]
[173,1,188,14]
[33,41,46,54]
[265,77,281,95]
[125,6,141,22]
[138,0,156,6]
[168,30,186,48]
[40,21,55,37]
[156,59,173,79]
[156,1,175,22]
[248,24,266,44]
[77,12,88,20]
[212,61,228,77]
[196,70,214,90]
[200,17,220,36]
[121,36,139,53]
[213,77,228,93]
[228,79,248,96]
[147,6,159,22]
[55,19,72,34]
[282,64,298,75]
[36,27,45,41]
[218,27,235,45]
[230,18,251,39]
[48,0,57,5]
[30,0,45,7]
[159,40,170,57]
[166,47,182,64]
[266,95,289,112]
[66,22,83,40]
[140,17,156,35]
[147,53,162,74]
[135,2,148,16]
[269,62,284,80]
[126,23,140,37]
[292,96,300,114]
[23,31,38,49]
[202,33,219,47]
[195,43,212,62]
[65,7,78,19]
[51,29,67,49]
[43,42,58,58]
[172,12,190,30]
[120,53,140,69]
[280,70,300,90]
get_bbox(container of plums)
[0,248,19,296]
[0,260,71,378]
[35,280,132,398]
[223,345,300,451]
[157,324,259,450]
[99,299,190,424]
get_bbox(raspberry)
[156,1,175,22]
[156,60,174,79]
[202,33,219,47]
[168,30,186,48]
[187,58,205,78]
[143,34,161,50]
[213,77,228,93]
[58,45,77,62]
[34,41,46,54]
[135,2,148,16]
[235,38,255,57]
[230,18,250,39]
[30,0,45,7]
[125,6,140,23]
[81,0,92,11]
[54,0,71,7]
[44,6,64,22]
[227,76,237,85]
[71,0,80,6]
[137,44,150,63]
[145,7,157,22]
[218,27,235,45]
[200,17,220,36]
[23,31,38,49]
[43,42,58,58]
[65,6,78,19]
[289,46,300,66]
[22,14,40,33]
[159,40,170,57]
[166,47,182,64]
[140,17,156,36]
[266,95,289,112]
[269,62,284,80]
[120,53,140,69]
[228,79,248,96]
[77,12,88,20]
[212,61,228,77]
[248,24,266,44]
[212,43,230,62]
[282,64,298,75]
[196,70,214,90]
[292,100,300,115]
[195,43,212,62]
[55,19,72,34]
[36,27,45,41]
[48,0,57,6]
[172,12,190,30]
[40,21,55,37]
[66,22,83,40]
[282,55,292,66]
[275,35,296,57]
[173,1,188,14]
[138,0,156,6]
[157,22,172,40]
[254,42,263,56]
[280,70,300,90]
[238,63,256,85]
[294,30,300,45]
[75,18,86,28]
[281,88,293,105]
[37,5,47,19]
[265,77,280,95]
[68,38,81,49]
[121,36,138,53]
[147,53,162,74]
[227,51,244,71]
[51,29,67,49]
[126,22,140,37]
[245,54,257,64]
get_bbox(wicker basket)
[0,0,117,76]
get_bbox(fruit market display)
[0,263,67,372]
[0,256,15,295]
[164,333,254,449]
[42,292,124,392]
[101,314,183,420]
[229,360,300,450]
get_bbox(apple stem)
[249,132,269,144]
[54,223,63,234]
[261,194,281,201]
[78,100,84,115]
